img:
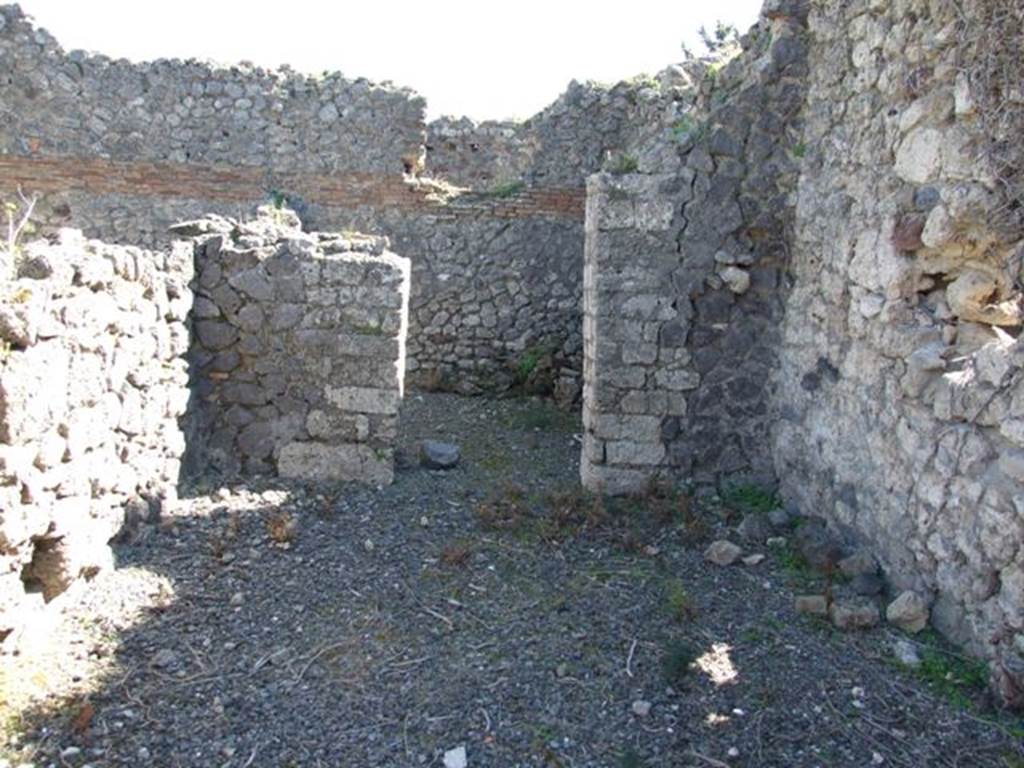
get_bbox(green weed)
[720,483,781,514]
[486,181,525,198]
[608,154,640,175]
[663,578,696,622]
[661,639,697,684]
[914,634,990,710]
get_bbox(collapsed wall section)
[182,208,408,485]
[0,230,191,635]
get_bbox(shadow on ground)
[2,394,1022,768]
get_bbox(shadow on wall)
[173,207,409,488]
[0,206,409,642]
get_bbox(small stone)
[886,591,929,634]
[151,648,177,668]
[631,700,652,718]
[363,538,375,553]
[872,752,885,765]
[727,747,740,758]
[893,639,922,668]
[830,600,881,630]
[555,663,569,678]
[230,592,244,607]
[420,440,461,470]
[704,540,742,566]
[795,595,829,617]
[443,746,467,768]
[742,554,765,566]
[61,747,82,758]
[850,572,885,597]
[719,266,750,294]
[419,516,429,527]
[892,215,925,251]
[767,536,787,548]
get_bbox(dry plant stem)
[5,187,37,256]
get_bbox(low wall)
[0,229,191,636]
[183,208,409,484]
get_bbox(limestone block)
[580,459,652,496]
[326,386,400,415]
[278,442,393,485]
[605,440,666,466]
[886,591,929,634]
[588,414,662,442]
[946,270,1021,326]
[895,127,942,184]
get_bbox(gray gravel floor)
[2,393,1022,768]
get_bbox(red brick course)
[0,154,585,221]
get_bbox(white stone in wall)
[894,127,943,184]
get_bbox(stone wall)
[0,6,424,173]
[582,4,810,493]
[0,3,687,397]
[773,0,1024,704]
[182,208,408,485]
[580,0,1024,703]
[0,229,191,637]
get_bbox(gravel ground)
[2,393,1023,768]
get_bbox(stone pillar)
[580,172,686,494]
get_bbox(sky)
[16,1,763,121]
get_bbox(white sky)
[16,1,763,121]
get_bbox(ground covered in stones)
[2,394,1023,768]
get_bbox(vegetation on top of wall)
[607,154,640,175]
[681,21,740,60]
[956,0,1024,237]
[671,114,706,145]
[484,181,526,198]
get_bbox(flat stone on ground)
[830,600,881,631]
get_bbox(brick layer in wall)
[0,155,585,222]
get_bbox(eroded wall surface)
[582,3,810,492]
[774,0,1024,702]
[182,209,408,485]
[0,230,191,635]
[581,0,1024,701]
